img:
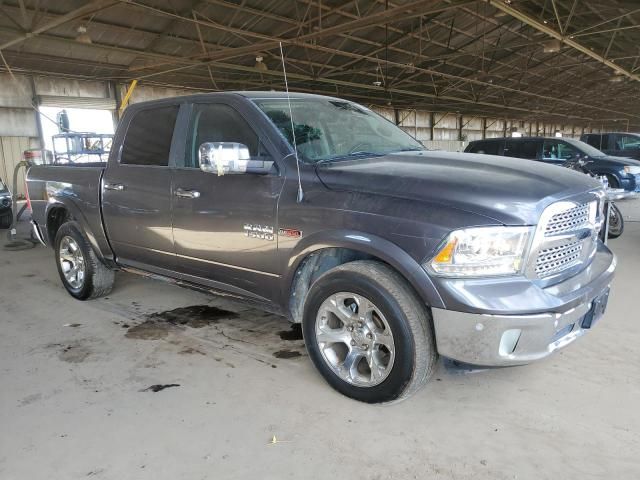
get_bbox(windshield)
[253,98,425,163]
[0,178,6,192]
[564,138,607,158]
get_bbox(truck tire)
[0,211,11,229]
[302,260,437,403]
[54,221,114,300]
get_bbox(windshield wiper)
[315,151,384,164]
[391,147,426,153]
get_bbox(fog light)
[499,329,522,356]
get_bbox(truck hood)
[315,151,602,225]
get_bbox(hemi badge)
[278,228,302,239]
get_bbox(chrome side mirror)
[198,142,274,176]
[199,142,250,175]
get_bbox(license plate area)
[581,288,610,329]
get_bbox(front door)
[171,102,284,301]
[102,104,179,269]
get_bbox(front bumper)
[431,247,616,366]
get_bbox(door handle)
[175,188,201,199]
[104,183,125,191]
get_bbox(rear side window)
[615,134,640,151]
[121,106,179,166]
[584,134,606,150]
[505,140,538,159]
[468,141,500,155]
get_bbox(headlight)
[427,226,533,277]
[624,166,640,175]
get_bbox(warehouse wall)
[0,73,614,194]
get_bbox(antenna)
[279,41,304,203]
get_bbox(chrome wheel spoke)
[374,332,394,350]
[367,351,386,383]
[316,328,351,345]
[342,349,364,378]
[60,252,74,263]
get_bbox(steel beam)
[488,0,640,83]
[0,0,119,51]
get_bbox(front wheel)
[54,221,115,300]
[608,203,624,239]
[302,261,437,403]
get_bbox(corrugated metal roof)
[0,0,639,128]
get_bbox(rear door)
[171,101,284,301]
[102,104,180,269]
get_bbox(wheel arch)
[44,199,112,265]
[283,229,445,323]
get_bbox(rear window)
[467,141,500,155]
[121,106,179,166]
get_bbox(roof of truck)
[127,91,345,110]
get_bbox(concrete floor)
[1,200,639,480]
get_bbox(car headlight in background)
[427,226,533,277]
[623,166,640,175]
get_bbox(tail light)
[25,180,32,213]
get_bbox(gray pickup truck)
[26,92,616,403]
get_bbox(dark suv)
[580,132,640,160]
[465,136,640,191]
[0,177,12,229]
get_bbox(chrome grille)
[545,204,590,236]
[531,199,599,280]
[535,240,583,276]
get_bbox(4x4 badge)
[278,228,303,239]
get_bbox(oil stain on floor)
[125,305,238,340]
[278,323,303,341]
[273,350,303,359]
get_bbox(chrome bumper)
[432,301,601,366]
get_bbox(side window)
[469,141,500,155]
[121,106,179,166]
[616,134,640,151]
[543,140,578,161]
[521,141,539,159]
[187,104,260,168]
[503,140,522,158]
[584,134,604,149]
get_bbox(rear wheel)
[54,222,114,300]
[0,211,12,229]
[302,260,437,403]
[608,203,624,239]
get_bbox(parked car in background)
[0,177,13,229]
[26,92,616,403]
[581,132,640,160]
[464,136,640,192]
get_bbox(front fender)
[282,229,446,310]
